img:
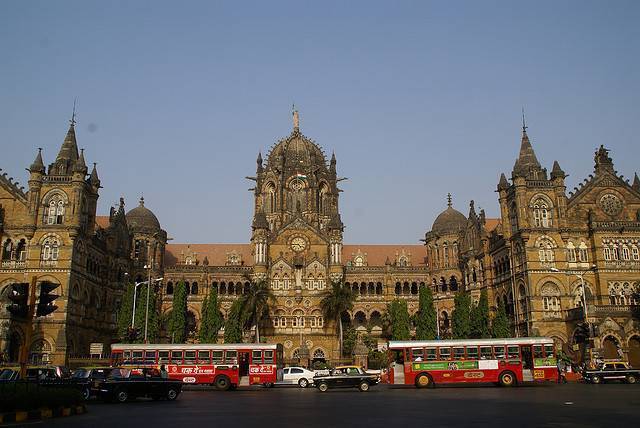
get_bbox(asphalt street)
[39,383,639,428]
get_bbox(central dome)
[126,197,161,231]
[266,129,327,172]
[431,204,466,235]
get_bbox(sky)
[1,0,639,244]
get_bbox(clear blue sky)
[1,0,639,244]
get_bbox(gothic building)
[1,110,639,366]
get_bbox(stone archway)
[602,336,620,360]
[628,336,640,368]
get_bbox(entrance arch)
[628,336,640,368]
[602,336,620,360]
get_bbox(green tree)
[470,289,491,338]
[342,327,357,356]
[388,299,411,340]
[492,299,511,338]
[224,299,244,343]
[320,280,355,357]
[415,285,437,340]
[168,281,188,343]
[117,283,135,342]
[133,283,160,343]
[452,291,472,339]
[241,278,276,343]
[199,289,224,343]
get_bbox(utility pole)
[19,276,37,379]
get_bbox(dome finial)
[292,103,299,130]
[522,106,527,133]
[139,195,145,206]
[447,193,452,208]
[70,97,77,127]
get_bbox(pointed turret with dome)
[126,196,167,282]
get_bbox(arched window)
[29,339,52,364]
[443,243,449,267]
[41,238,60,261]
[566,242,577,263]
[191,282,198,295]
[537,239,555,263]
[2,239,13,261]
[532,198,551,228]
[518,284,528,318]
[264,183,276,214]
[318,183,329,215]
[622,245,631,261]
[43,195,65,225]
[292,309,304,328]
[289,178,306,213]
[166,282,174,295]
[541,282,561,317]
[603,243,612,261]
[376,282,383,295]
[394,282,401,295]
[449,276,458,291]
[631,245,639,261]
[578,242,588,262]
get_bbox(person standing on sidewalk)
[557,359,567,384]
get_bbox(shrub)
[0,382,83,412]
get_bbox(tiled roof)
[164,243,429,268]
[485,218,501,232]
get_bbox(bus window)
[252,350,263,363]
[391,349,405,364]
[466,346,478,360]
[533,345,544,359]
[438,347,451,360]
[453,347,465,360]
[184,351,197,364]
[493,346,506,359]
[226,350,238,364]
[132,351,143,361]
[159,351,170,364]
[507,346,520,359]
[198,351,211,363]
[123,351,131,361]
[425,348,437,361]
[544,344,555,357]
[171,350,183,363]
[144,351,157,363]
[212,350,224,364]
[411,348,424,361]
[480,346,492,359]
[264,350,274,364]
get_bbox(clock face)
[291,237,307,252]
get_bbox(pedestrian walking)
[557,359,567,384]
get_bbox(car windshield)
[72,369,91,379]
[0,369,16,380]
[108,368,131,379]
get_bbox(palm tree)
[241,277,276,343]
[320,280,355,358]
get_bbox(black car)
[94,367,183,403]
[314,366,380,392]
[582,361,639,384]
[70,367,113,399]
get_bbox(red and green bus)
[110,343,284,390]
[388,337,557,388]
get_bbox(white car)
[279,367,316,388]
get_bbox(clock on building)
[291,237,307,252]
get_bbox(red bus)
[110,343,284,390]
[388,337,557,388]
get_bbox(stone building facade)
[1,111,638,366]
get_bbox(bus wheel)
[166,387,179,401]
[626,375,637,384]
[115,388,129,403]
[214,375,231,391]
[415,373,432,389]
[263,382,274,388]
[499,371,516,387]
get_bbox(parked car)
[314,366,380,392]
[93,367,183,403]
[582,361,639,384]
[278,367,316,388]
[70,367,113,399]
[0,365,70,381]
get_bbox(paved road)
[41,383,639,428]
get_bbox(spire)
[292,104,300,131]
[512,114,542,178]
[256,151,263,173]
[89,162,100,187]
[632,173,640,192]
[74,148,88,174]
[139,196,145,207]
[469,200,476,217]
[56,104,80,163]
[550,160,566,180]
[498,173,509,191]
[447,193,452,208]
[29,148,45,174]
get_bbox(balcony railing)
[1,260,26,268]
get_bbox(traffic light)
[575,322,590,343]
[7,283,28,318]
[35,281,59,317]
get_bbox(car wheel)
[82,387,91,400]
[166,387,179,401]
[591,375,602,384]
[415,373,432,389]
[215,375,231,391]
[298,378,309,388]
[318,382,329,392]
[625,375,636,384]
[358,381,370,392]
[262,382,274,388]
[115,388,129,403]
[499,371,516,387]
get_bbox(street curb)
[0,404,86,424]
